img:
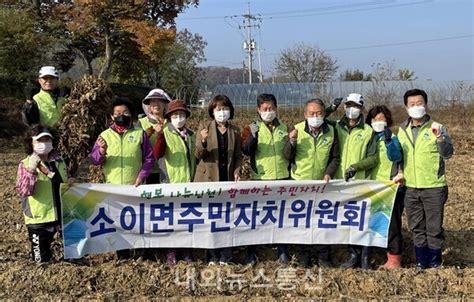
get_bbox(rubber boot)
[381,252,402,269]
[340,246,361,269]
[415,246,429,269]
[361,246,371,270]
[428,248,442,268]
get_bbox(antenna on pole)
[239,2,262,84]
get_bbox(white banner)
[61,180,398,259]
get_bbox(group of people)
[16,66,453,271]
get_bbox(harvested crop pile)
[57,76,113,179]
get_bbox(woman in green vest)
[139,88,171,184]
[91,98,155,260]
[153,99,196,266]
[366,105,405,269]
[16,125,69,263]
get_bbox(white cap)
[39,66,59,78]
[345,93,365,106]
[32,129,53,140]
[143,88,171,104]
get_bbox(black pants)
[405,186,448,249]
[27,223,57,263]
[386,188,405,255]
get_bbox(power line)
[263,0,433,20]
[327,34,474,51]
[177,0,433,21]
[263,34,474,56]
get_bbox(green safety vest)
[253,121,289,180]
[335,121,374,180]
[398,120,447,188]
[21,156,67,225]
[33,90,65,128]
[370,135,395,181]
[100,127,143,185]
[139,117,164,174]
[163,125,196,183]
[291,121,335,180]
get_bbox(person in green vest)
[153,99,196,266]
[16,125,69,263]
[22,66,66,128]
[139,88,171,184]
[241,93,290,265]
[91,98,155,260]
[283,98,340,268]
[398,89,453,269]
[331,93,378,269]
[366,105,405,269]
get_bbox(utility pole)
[240,3,261,84]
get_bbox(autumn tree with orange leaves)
[1,0,198,80]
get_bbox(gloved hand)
[146,126,155,137]
[28,153,42,173]
[384,126,392,142]
[331,97,343,110]
[344,166,357,182]
[249,123,259,138]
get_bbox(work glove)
[344,166,357,182]
[28,153,42,173]
[249,123,259,138]
[331,97,343,111]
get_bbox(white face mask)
[371,121,387,132]
[407,105,426,119]
[171,116,186,129]
[214,110,230,123]
[33,142,53,155]
[259,111,276,123]
[307,116,324,128]
[345,107,361,119]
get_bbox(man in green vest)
[139,88,171,184]
[241,93,290,265]
[283,98,340,267]
[398,89,453,269]
[23,66,65,128]
[332,93,378,269]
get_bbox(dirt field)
[0,104,473,300]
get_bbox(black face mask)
[114,115,131,127]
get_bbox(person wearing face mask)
[194,95,242,265]
[22,66,66,128]
[139,88,171,184]
[90,98,155,260]
[328,93,378,269]
[241,93,290,265]
[16,125,70,263]
[397,89,453,269]
[366,105,405,269]
[283,99,340,268]
[153,99,196,266]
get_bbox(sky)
[176,0,474,81]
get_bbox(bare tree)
[274,43,338,82]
